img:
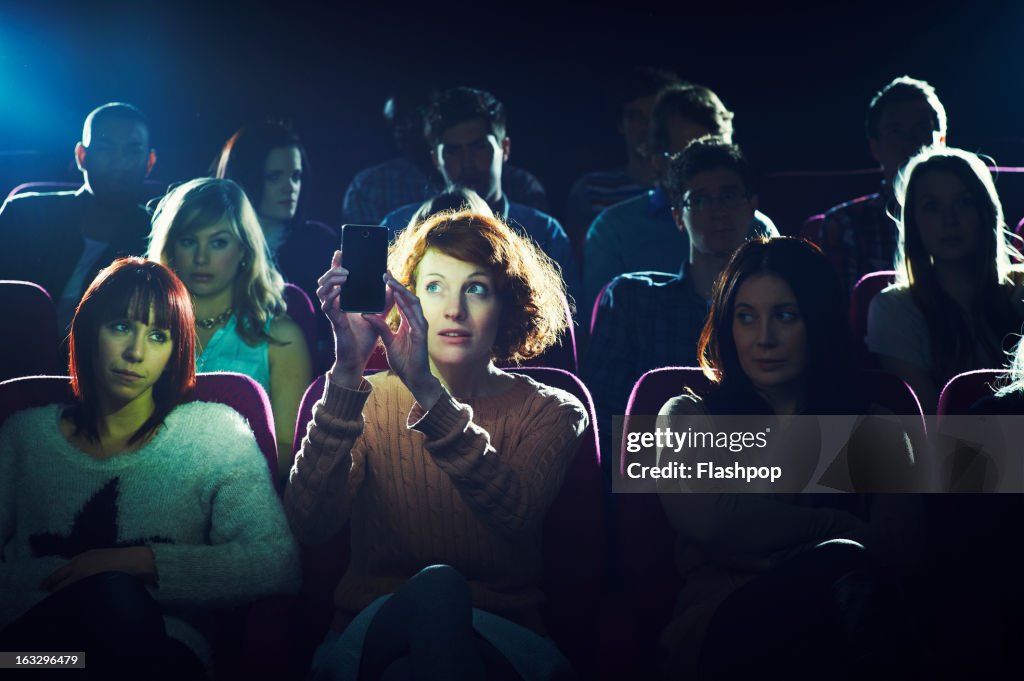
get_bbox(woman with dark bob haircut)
[286,210,587,680]
[0,258,299,680]
[656,238,922,680]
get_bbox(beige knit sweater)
[284,371,588,632]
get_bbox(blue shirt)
[381,196,582,316]
[582,185,777,315]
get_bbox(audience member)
[583,84,777,315]
[866,147,1023,413]
[343,83,547,224]
[0,102,157,333]
[286,210,586,680]
[382,86,580,310]
[213,121,338,322]
[819,76,948,291]
[657,237,921,679]
[408,187,493,226]
[148,179,312,479]
[585,137,766,462]
[563,67,682,253]
[971,334,1024,414]
[0,258,299,680]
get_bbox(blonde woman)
[148,178,312,479]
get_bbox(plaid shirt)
[583,265,710,461]
[342,157,548,225]
[819,183,899,292]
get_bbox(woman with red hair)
[0,258,298,680]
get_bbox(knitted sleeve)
[147,404,300,608]
[407,387,588,534]
[284,379,372,545]
[0,411,66,627]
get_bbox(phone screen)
[339,224,388,313]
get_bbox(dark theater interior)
[0,1,1022,679]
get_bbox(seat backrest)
[0,372,278,478]
[937,369,1002,416]
[758,168,883,236]
[283,283,317,363]
[591,280,612,335]
[290,367,605,676]
[849,270,895,343]
[0,281,60,382]
[799,214,825,246]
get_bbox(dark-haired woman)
[657,237,922,680]
[0,258,299,680]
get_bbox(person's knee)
[75,571,164,641]
[408,565,469,596]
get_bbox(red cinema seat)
[0,281,60,382]
[289,366,604,677]
[283,283,317,364]
[800,213,825,246]
[937,369,1002,417]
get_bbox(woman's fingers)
[362,313,395,345]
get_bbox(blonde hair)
[388,209,569,363]
[147,178,286,345]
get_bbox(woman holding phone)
[148,178,312,480]
[286,209,587,680]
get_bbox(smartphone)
[339,224,388,313]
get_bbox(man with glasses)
[818,76,947,292]
[585,137,773,462]
[582,83,776,317]
[0,102,157,333]
[381,86,579,308]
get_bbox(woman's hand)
[363,273,443,409]
[318,250,387,388]
[41,547,156,592]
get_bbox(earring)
[240,259,248,269]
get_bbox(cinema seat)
[937,369,1002,417]
[283,283,317,363]
[0,280,60,382]
[288,367,605,677]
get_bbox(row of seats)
[0,357,1008,677]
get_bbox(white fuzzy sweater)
[0,400,300,669]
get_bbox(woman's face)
[731,273,808,395]
[93,309,174,407]
[415,248,502,369]
[259,146,302,223]
[169,219,246,300]
[911,169,983,264]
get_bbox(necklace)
[196,307,233,329]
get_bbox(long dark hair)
[69,258,197,443]
[698,237,860,414]
[213,120,310,223]
[894,147,1021,382]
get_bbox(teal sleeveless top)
[196,315,271,394]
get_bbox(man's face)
[433,118,508,203]
[77,116,153,201]
[674,167,757,258]
[620,94,658,161]
[870,98,945,182]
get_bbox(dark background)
[1,0,1022,229]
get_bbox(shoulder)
[753,210,778,236]
[0,190,80,219]
[269,315,306,345]
[0,403,62,440]
[506,373,588,432]
[380,203,418,228]
[871,285,917,314]
[604,271,678,302]
[824,192,884,222]
[508,202,563,231]
[658,391,707,417]
[165,401,258,451]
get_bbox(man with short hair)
[343,84,548,225]
[382,87,580,307]
[563,67,682,251]
[585,137,769,460]
[582,83,776,315]
[819,76,947,292]
[0,102,157,332]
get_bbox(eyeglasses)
[681,189,750,213]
